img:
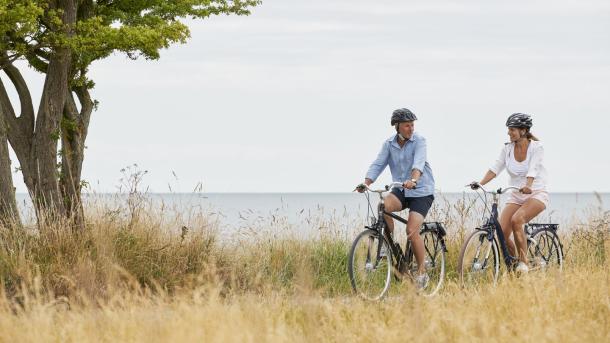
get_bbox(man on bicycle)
[357,108,436,288]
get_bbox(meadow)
[0,192,607,342]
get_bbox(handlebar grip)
[393,184,416,190]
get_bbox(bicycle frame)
[362,183,446,266]
[483,202,518,267]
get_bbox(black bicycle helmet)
[390,108,417,126]
[506,113,533,129]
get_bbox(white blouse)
[489,141,548,191]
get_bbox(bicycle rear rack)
[526,223,559,232]
[423,222,447,237]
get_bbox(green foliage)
[0,0,44,53]
[1,0,261,83]
[60,115,78,133]
[50,128,60,141]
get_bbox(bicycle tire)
[348,229,393,300]
[527,227,563,272]
[458,230,500,287]
[405,229,446,296]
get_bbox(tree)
[0,0,260,228]
[0,98,19,227]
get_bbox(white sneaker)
[415,273,430,290]
[515,262,529,274]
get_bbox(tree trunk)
[0,0,77,226]
[0,110,20,228]
[0,53,72,225]
[29,49,73,221]
[0,61,31,228]
[0,60,40,222]
[60,88,93,229]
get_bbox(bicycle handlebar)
[466,182,521,195]
[357,181,412,194]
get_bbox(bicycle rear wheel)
[528,227,563,272]
[348,229,393,300]
[458,230,500,287]
[405,230,445,296]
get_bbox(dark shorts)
[390,188,435,218]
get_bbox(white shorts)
[506,190,549,209]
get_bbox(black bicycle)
[348,182,447,300]
[458,184,564,286]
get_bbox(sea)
[14,192,608,239]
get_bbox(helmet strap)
[395,124,407,141]
[520,128,529,140]
[516,129,528,143]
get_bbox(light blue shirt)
[365,132,435,197]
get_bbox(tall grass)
[0,265,607,342]
[0,190,607,342]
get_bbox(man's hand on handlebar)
[403,180,417,190]
[354,184,367,193]
[469,181,481,190]
[355,179,374,193]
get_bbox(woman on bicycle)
[473,113,548,273]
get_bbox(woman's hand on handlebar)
[520,186,532,194]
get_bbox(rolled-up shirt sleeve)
[412,136,427,173]
[527,143,544,178]
[489,145,507,175]
[365,142,390,182]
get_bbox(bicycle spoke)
[366,236,373,264]
[424,234,437,266]
[413,231,446,297]
[528,228,563,272]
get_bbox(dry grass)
[0,265,607,342]
[0,192,608,342]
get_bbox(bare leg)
[406,211,426,274]
[499,203,521,258]
[511,198,546,264]
[382,193,402,237]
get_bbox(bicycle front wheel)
[458,230,500,287]
[348,229,393,300]
[528,227,563,272]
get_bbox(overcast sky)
[4,0,610,193]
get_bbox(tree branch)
[0,78,16,120]
[0,56,36,134]
[0,54,22,70]
[0,72,33,176]
[74,86,93,129]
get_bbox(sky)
[3,0,610,193]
